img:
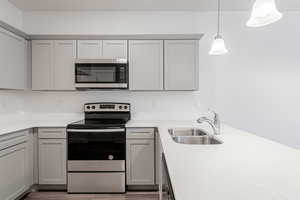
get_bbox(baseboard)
[127,185,158,191]
[38,184,67,191]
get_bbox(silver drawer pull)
[41,131,64,133]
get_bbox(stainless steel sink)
[168,128,223,145]
[168,128,208,137]
[171,135,223,145]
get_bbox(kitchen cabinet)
[129,40,163,90]
[164,40,199,90]
[32,40,53,90]
[77,40,127,59]
[155,130,162,186]
[32,40,76,90]
[103,40,127,59]
[0,27,27,90]
[53,40,76,90]
[126,128,155,186]
[38,128,67,185]
[77,40,102,59]
[0,130,32,200]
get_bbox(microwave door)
[75,62,128,89]
[95,67,116,83]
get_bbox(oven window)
[68,131,126,160]
[75,63,127,83]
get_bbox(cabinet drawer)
[126,128,155,139]
[0,130,28,151]
[38,128,66,139]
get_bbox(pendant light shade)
[247,0,282,27]
[209,35,228,55]
[209,0,228,55]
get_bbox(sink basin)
[172,135,223,145]
[168,128,208,137]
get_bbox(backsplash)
[0,90,210,120]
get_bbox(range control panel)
[84,103,130,112]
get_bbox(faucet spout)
[197,111,221,135]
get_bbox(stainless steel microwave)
[75,59,128,89]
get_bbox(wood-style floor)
[23,192,159,200]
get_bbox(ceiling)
[9,0,298,11]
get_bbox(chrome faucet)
[197,111,220,135]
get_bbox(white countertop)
[0,113,83,136]
[127,120,300,200]
[1,116,300,200]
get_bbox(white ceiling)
[9,0,298,11]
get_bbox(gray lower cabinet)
[126,128,155,186]
[38,128,67,185]
[0,130,33,200]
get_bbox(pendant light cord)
[217,0,221,37]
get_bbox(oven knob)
[124,106,128,109]
[86,106,90,109]
[119,106,122,109]
[92,106,96,109]
[108,155,114,160]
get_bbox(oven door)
[67,128,126,161]
[75,60,128,89]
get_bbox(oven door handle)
[67,128,125,133]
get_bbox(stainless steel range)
[67,102,130,193]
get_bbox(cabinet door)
[164,40,199,90]
[32,40,53,90]
[0,143,28,200]
[0,27,26,90]
[77,40,102,59]
[26,130,34,189]
[53,40,76,90]
[103,40,127,59]
[39,139,66,185]
[129,40,163,90]
[126,139,155,185]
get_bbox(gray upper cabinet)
[32,40,76,90]
[103,40,127,59]
[77,40,127,59]
[129,40,163,91]
[164,40,199,91]
[32,40,53,90]
[53,40,76,90]
[77,40,102,59]
[0,27,27,90]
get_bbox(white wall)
[215,12,300,149]
[0,0,23,29]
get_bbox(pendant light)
[209,0,228,55]
[247,0,283,27]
